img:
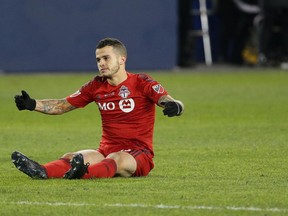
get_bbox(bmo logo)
[119,99,135,113]
[97,102,115,110]
[97,98,135,113]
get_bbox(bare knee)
[61,152,75,160]
[106,152,136,177]
[106,152,120,161]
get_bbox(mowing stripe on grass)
[3,201,288,213]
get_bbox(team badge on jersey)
[118,85,130,99]
[152,84,164,94]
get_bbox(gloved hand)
[14,90,36,111]
[161,101,183,117]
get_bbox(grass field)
[0,68,287,215]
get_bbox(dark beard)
[102,63,120,79]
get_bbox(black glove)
[161,101,183,117]
[14,90,36,111]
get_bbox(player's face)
[96,46,123,78]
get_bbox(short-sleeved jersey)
[66,72,168,157]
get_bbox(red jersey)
[66,72,168,157]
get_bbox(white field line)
[3,201,288,213]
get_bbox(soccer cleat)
[11,151,48,179]
[63,153,89,179]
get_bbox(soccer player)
[12,38,184,179]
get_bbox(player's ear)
[119,56,126,65]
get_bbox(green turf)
[0,69,287,215]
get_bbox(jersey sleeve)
[137,74,168,104]
[66,79,95,108]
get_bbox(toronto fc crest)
[118,85,130,99]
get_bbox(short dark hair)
[96,38,127,57]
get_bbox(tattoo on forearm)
[36,99,76,115]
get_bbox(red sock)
[83,158,117,179]
[43,158,71,178]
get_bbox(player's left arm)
[158,95,184,117]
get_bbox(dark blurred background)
[1,0,288,72]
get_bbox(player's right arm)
[35,99,77,115]
[14,90,77,115]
